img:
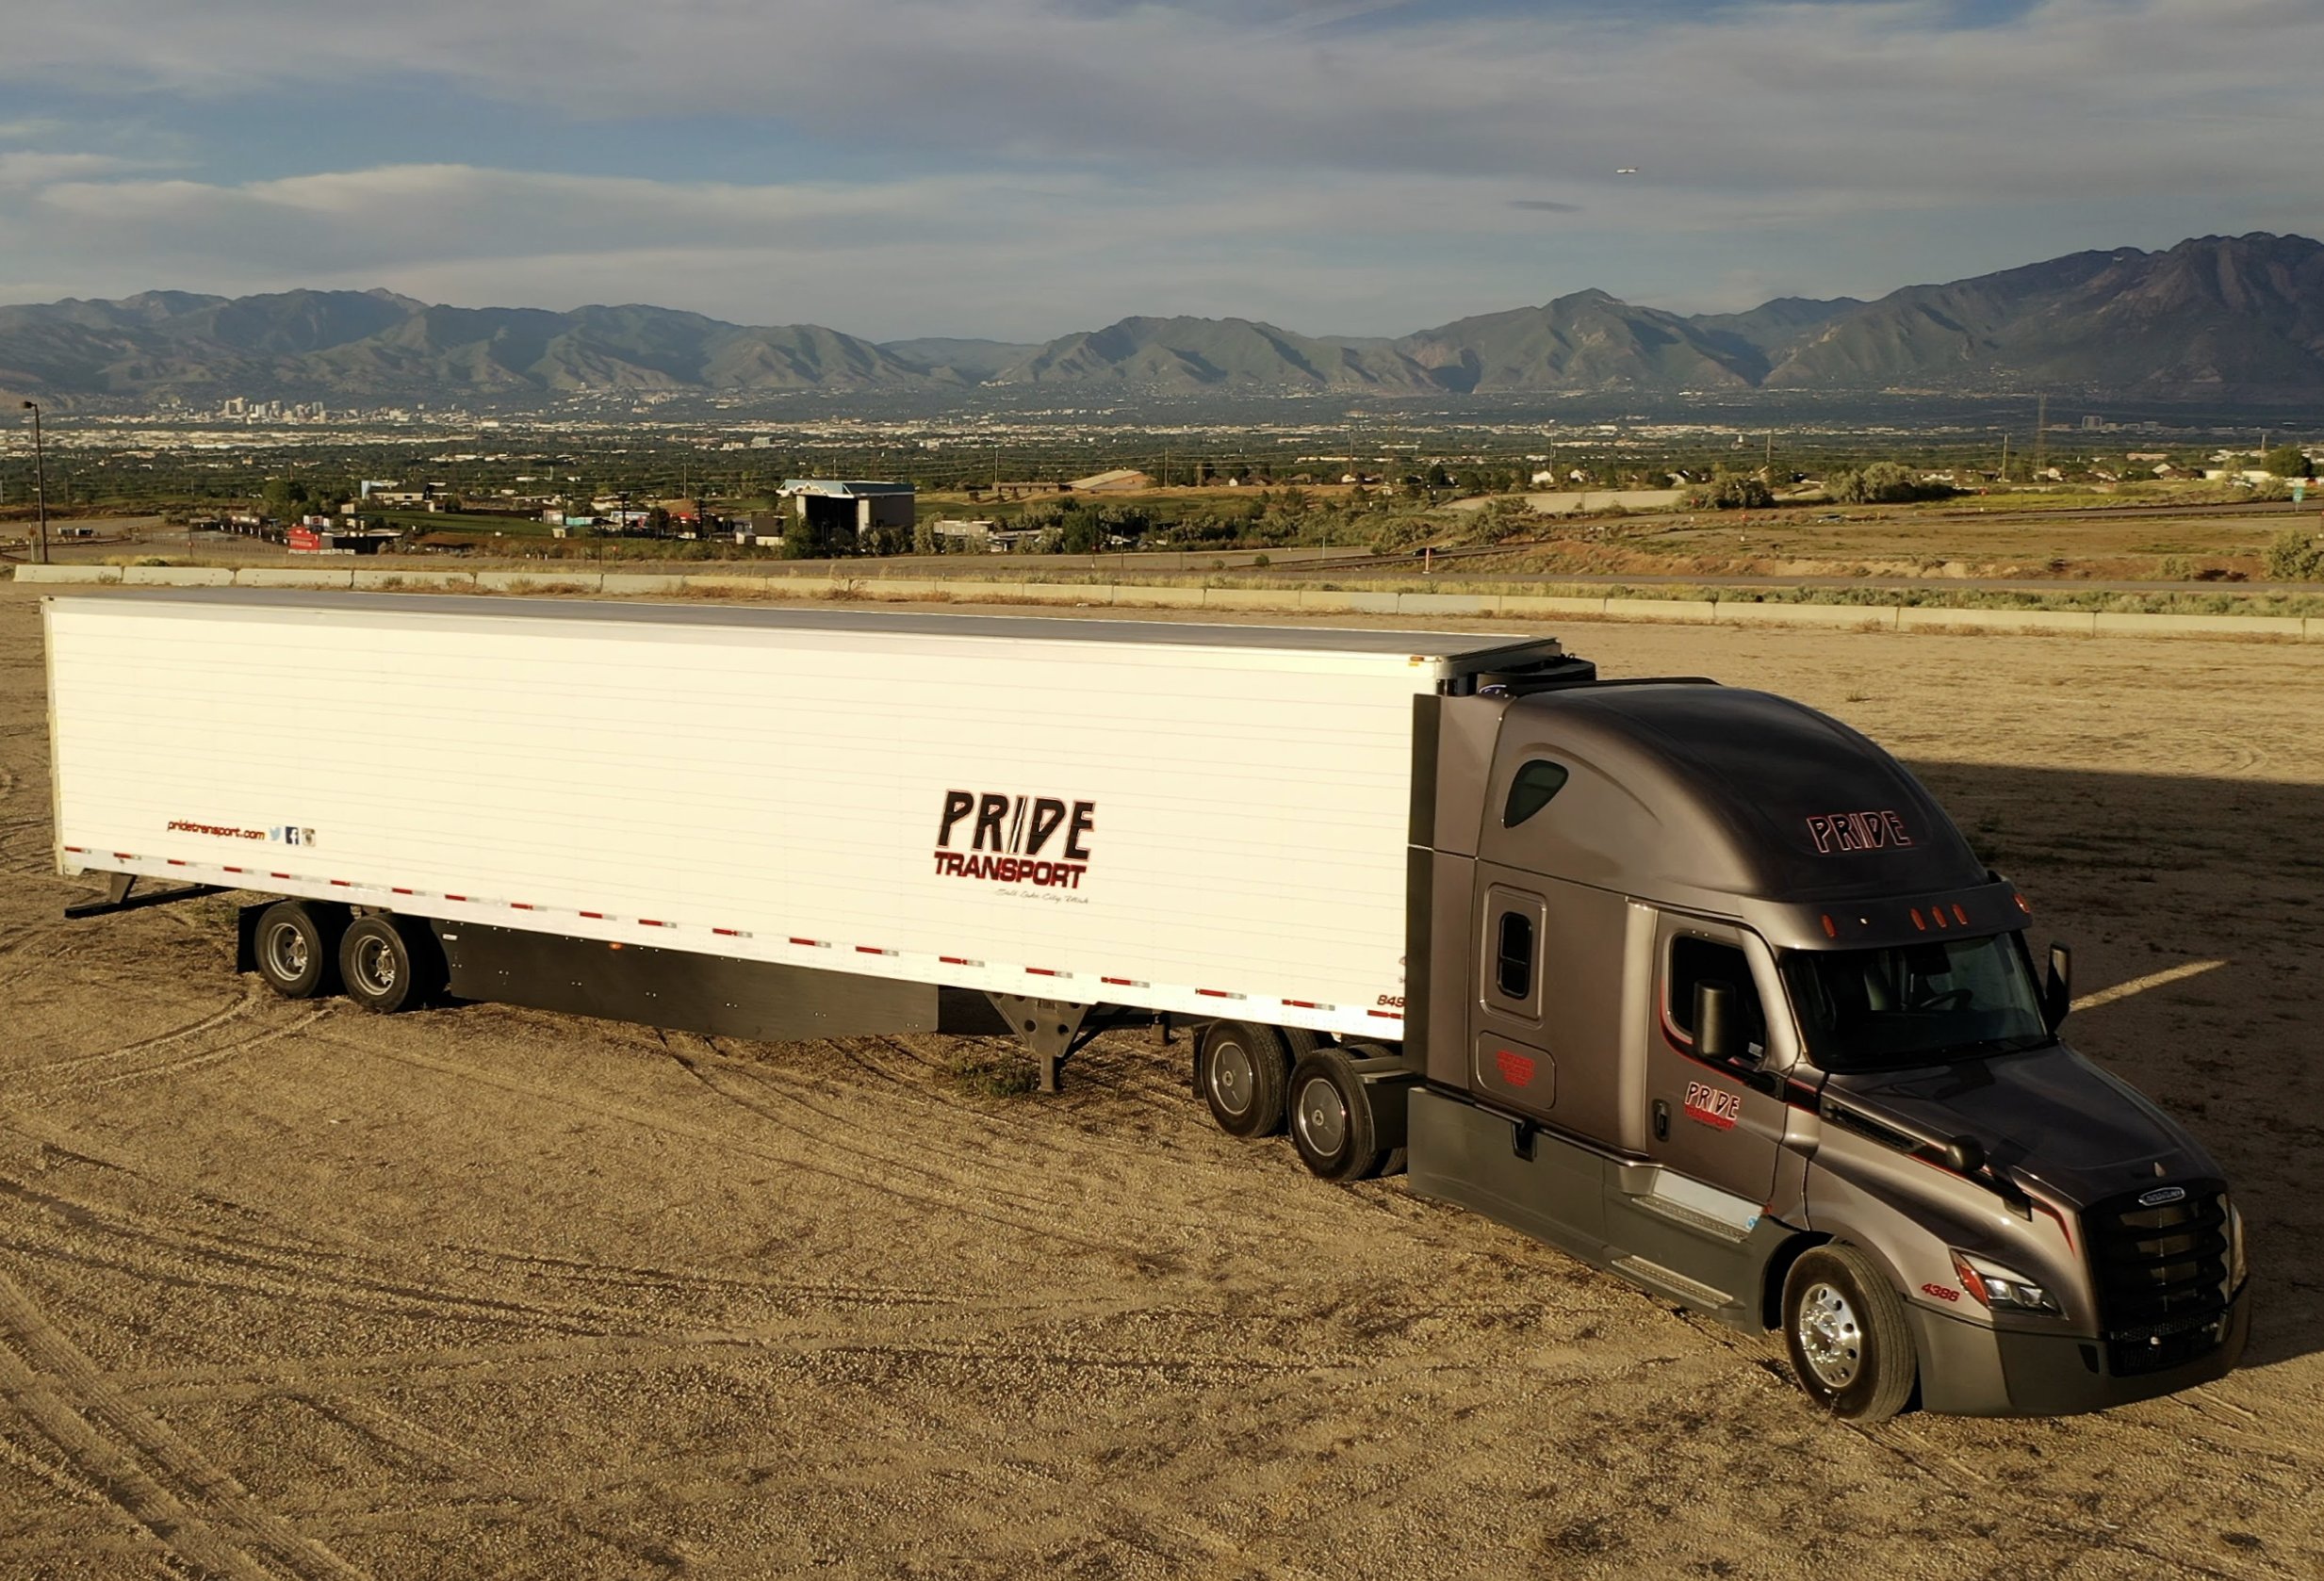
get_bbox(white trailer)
[44,591,1577,1079]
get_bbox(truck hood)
[1826,1043,2218,1207]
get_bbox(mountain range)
[7,233,2324,406]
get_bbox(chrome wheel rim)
[1208,1041,1255,1116]
[1294,1075,1348,1159]
[351,935,399,996]
[1796,1280,1864,1389]
[264,922,309,981]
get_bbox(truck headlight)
[2227,1201,2247,1294]
[1949,1248,2064,1315]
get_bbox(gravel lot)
[1,581,2318,1579]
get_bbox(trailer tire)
[253,901,344,1001]
[337,915,445,1015]
[1781,1244,1918,1423]
[1287,1047,1391,1182]
[1200,1021,1292,1138]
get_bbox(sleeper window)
[1503,760,1570,827]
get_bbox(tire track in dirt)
[0,1266,368,1580]
[368,1041,1183,1262]
[0,981,279,1093]
[659,1035,1099,1220]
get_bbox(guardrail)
[11,562,2319,640]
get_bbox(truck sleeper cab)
[1382,678,2249,1420]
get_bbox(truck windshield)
[1782,934,2049,1071]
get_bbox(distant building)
[931,517,1000,549]
[778,480,916,546]
[1068,468,1153,493]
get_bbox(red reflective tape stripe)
[510,902,533,909]
[856,945,894,955]
[445,894,467,902]
[331,880,352,887]
[639,920,667,928]
[1196,988,1233,999]
[272,872,292,880]
[114,853,135,861]
[1368,1009,1403,1019]
[1103,977,1134,986]
[223,866,244,873]
[1285,1000,1321,1009]
[790,937,824,947]
[1027,967,1063,977]
[941,955,974,966]
[713,927,741,937]
[167,858,188,867]
[392,887,413,895]
[581,910,604,919]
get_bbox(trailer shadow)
[1906,760,2323,1372]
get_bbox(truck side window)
[1668,936,1766,1057]
[1503,760,1570,827]
[1496,910,1535,1000]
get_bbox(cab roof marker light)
[2015,894,2034,917]
[1821,914,1838,938]
[1953,904,1971,926]
[1910,908,1926,931]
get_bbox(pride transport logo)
[933,790,1094,889]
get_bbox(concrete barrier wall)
[11,561,2323,640]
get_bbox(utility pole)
[1999,432,2010,482]
[21,401,48,565]
[2033,395,2047,481]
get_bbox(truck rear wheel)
[1287,1047,1392,1182]
[1200,1021,1292,1138]
[253,900,345,1000]
[1781,1244,1918,1423]
[337,915,445,1015]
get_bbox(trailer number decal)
[1684,1081,1742,1131]
[1805,809,1911,855]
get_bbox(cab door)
[1642,914,1789,1211]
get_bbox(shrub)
[2263,528,2324,581]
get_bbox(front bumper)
[1907,1283,2250,1417]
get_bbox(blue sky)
[0,0,2315,339]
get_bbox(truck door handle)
[1652,1099,1671,1142]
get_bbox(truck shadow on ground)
[1910,761,2321,1371]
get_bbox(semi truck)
[43,589,2248,1422]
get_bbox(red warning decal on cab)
[1495,1049,1535,1087]
[1684,1081,1741,1131]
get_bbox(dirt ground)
[1,581,2319,1579]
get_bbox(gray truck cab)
[1394,679,2249,1420]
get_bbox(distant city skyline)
[0,1,2314,340]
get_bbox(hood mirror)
[1944,1134,1988,1176]
[2042,942,2072,1032]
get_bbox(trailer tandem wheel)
[252,900,347,1001]
[338,914,447,1015]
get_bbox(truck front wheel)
[1200,1021,1292,1138]
[337,915,445,1015]
[253,900,345,1001]
[1287,1048,1392,1182]
[1781,1245,1918,1423]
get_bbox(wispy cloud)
[0,2,2316,331]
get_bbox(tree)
[780,516,818,559]
[2262,446,2312,479]
[2263,529,2324,580]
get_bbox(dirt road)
[1,582,2318,1578]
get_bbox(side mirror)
[1694,979,1743,1063]
[1944,1134,1988,1176]
[2043,941,2072,1031]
